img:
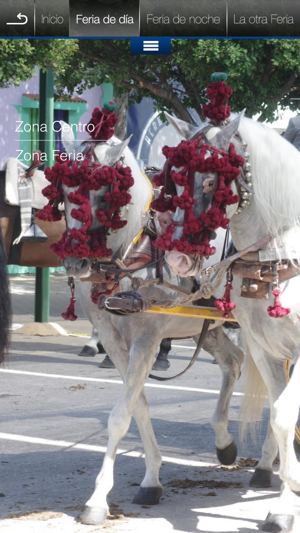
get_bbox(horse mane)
[227,116,300,261]
[237,117,300,233]
[104,137,152,255]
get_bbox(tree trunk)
[114,94,129,140]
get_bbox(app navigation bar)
[1,0,300,37]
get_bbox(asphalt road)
[1,273,300,532]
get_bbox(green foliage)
[2,39,300,122]
[0,39,78,88]
[0,40,35,87]
[55,39,300,123]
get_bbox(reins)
[91,256,163,279]
[200,229,290,278]
[148,318,212,381]
[138,225,294,311]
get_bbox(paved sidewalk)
[9,272,90,337]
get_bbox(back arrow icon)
[6,13,28,25]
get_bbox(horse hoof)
[78,345,97,357]
[97,342,106,354]
[261,512,294,532]
[132,486,163,505]
[250,468,272,488]
[99,356,115,369]
[216,440,237,465]
[79,505,108,525]
[152,358,170,371]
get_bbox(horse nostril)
[76,260,86,272]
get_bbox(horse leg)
[249,418,278,488]
[152,338,171,370]
[78,327,101,357]
[260,356,300,532]
[80,337,158,525]
[270,356,300,490]
[202,327,244,465]
[242,337,296,532]
[261,482,296,533]
[239,341,278,488]
[131,391,163,505]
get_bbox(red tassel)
[214,281,236,319]
[267,287,291,318]
[62,279,78,321]
[61,297,77,321]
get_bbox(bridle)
[163,124,214,198]
[61,148,169,296]
[163,123,254,231]
[155,124,244,261]
[55,137,135,263]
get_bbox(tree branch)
[76,46,195,123]
[257,72,297,122]
[260,53,274,86]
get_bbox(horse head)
[60,132,133,276]
[36,115,149,278]
[155,113,244,277]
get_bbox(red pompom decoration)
[202,76,233,122]
[35,203,62,222]
[86,103,118,141]
[62,282,78,321]
[267,287,291,318]
[37,106,135,266]
[214,281,236,319]
[151,137,243,257]
[151,188,175,213]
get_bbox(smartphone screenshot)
[1,1,300,170]
[1,1,300,532]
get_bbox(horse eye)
[203,177,215,193]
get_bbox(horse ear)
[210,110,245,151]
[105,136,132,165]
[164,112,201,140]
[60,121,76,153]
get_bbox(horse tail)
[0,229,11,363]
[239,344,267,443]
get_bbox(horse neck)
[229,118,300,255]
[229,203,269,251]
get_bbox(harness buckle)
[202,265,215,276]
[226,266,233,284]
[104,291,145,315]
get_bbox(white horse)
[77,263,245,525]
[161,112,300,532]
[35,128,249,525]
